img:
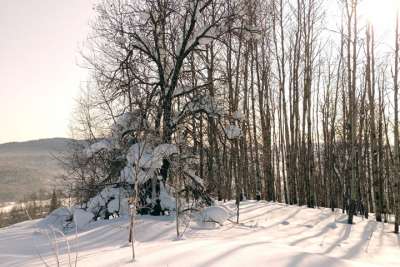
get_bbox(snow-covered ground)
[0,201,399,267]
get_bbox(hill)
[0,138,72,202]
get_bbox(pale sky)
[0,0,398,144]
[0,0,96,144]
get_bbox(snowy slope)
[0,201,399,267]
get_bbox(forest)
[59,0,400,236]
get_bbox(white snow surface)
[1,201,400,267]
[73,209,94,230]
[200,206,232,225]
[36,207,72,230]
[107,198,121,214]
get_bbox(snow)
[153,143,178,159]
[87,193,107,214]
[120,165,153,184]
[151,143,178,169]
[159,183,176,210]
[233,110,244,121]
[125,143,177,176]
[173,85,195,97]
[1,201,400,267]
[183,95,224,117]
[184,168,205,187]
[120,165,134,183]
[36,207,72,230]
[107,198,120,214]
[126,143,153,168]
[126,142,177,170]
[111,111,145,139]
[85,139,112,157]
[114,112,133,130]
[87,187,128,216]
[200,206,231,225]
[36,207,94,231]
[225,125,242,139]
[73,209,94,230]
[118,198,129,216]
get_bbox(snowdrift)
[1,201,399,267]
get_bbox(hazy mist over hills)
[0,138,71,203]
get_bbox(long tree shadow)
[342,220,377,259]
[323,223,352,254]
[289,220,337,247]
[289,221,384,267]
[378,222,384,251]
[397,234,400,247]
[286,251,346,267]
[299,209,332,227]
[226,208,301,232]
[197,240,273,266]
[62,217,175,254]
[221,206,286,231]
[290,211,336,246]
[261,208,302,230]
[239,206,286,224]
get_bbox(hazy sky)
[0,0,95,144]
[0,0,398,144]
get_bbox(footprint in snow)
[281,220,290,225]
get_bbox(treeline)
[64,0,399,232]
[0,189,63,228]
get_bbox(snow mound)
[160,183,176,210]
[118,198,130,216]
[85,139,112,157]
[87,186,128,217]
[73,209,94,229]
[107,198,120,214]
[201,206,231,225]
[37,207,72,230]
[107,197,130,216]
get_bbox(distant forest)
[0,189,64,228]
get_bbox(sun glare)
[363,0,400,31]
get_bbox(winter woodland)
[10,0,400,265]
